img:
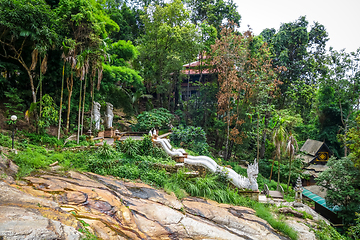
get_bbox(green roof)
[303,189,339,212]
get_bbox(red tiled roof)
[182,59,211,75]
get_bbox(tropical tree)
[55,0,119,134]
[57,38,75,139]
[269,110,302,189]
[185,0,241,33]
[106,1,144,42]
[286,133,298,193]
[261,16,328,119]
[322,48,360,157]
[137,0,200,108]
[0,0,58,126]
[347,115,360,168]
[210,23,249,160]
[317,157,360,225]
[270,118,287,186]
[246,35,283,160]
[75,50,90,143]
[211,25,282,161]
[101,39,143,114]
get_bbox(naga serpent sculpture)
[150,130,259,191]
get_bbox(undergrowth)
[8,134,298,239]
[0,132,12,148]
[308,220,348,240]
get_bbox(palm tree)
[75,50,90,144]
[58,39,77,136]
[57,40,75,139]
[270,122,288,190]
[286,132,299,193]
[65,46,77,135]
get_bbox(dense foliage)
[1,0,360,237]
[132,108,173,131]
[170,125,210,155]
[317,157,360,225]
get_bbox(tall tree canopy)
[137,0,200,107]
[261,16,328,119]
[185,0,241,32]
[0,0,58,104]
[211,24,282,160]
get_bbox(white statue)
[105,102,114,129]
[247,159,259,191]
[152,134,260,191]
[93,101,101,130]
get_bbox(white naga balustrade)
[150,130,259,191]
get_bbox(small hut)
[298,139,332,186]
[299,139,332,164]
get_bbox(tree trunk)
[39,56,43,117]
[90,75,95,132]
[77,79,83,144]
[57,62,65,140]
[0,40,39,131]
[256,113,260,160]
[227,140,234,160]
[65,73,73,134]
[260,112,269,159]
[199,52,203,83]
[269,156,275,181]
[339,100,352,157]
[225,106,231,161]
[23,61,39,132]
[81,76,87,135]
[277,160,281,190]
[187,62,190,101]
[287,155,292,193]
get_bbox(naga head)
[247,159,259,191]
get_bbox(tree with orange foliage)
[211,23,282,161]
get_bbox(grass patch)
[8,135,298,240]
[0,132,12,148]
[10,147,51,178]
[308,220,348,240]
[254,203,298,240]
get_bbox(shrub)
[117,134,170,160]
[348,213,360,239]
[132,108,173,132]
[117,137,141,157]
[23,132,63,147]
[309,220,347,240]
[0,132,12,148]
[4,87,25,118]
[170,125,210,156]
[11,147,51,178]
[38,94,59,131]
[96,142,117,159]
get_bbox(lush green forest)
[1,0,360,238]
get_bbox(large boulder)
[1,170,292,239]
